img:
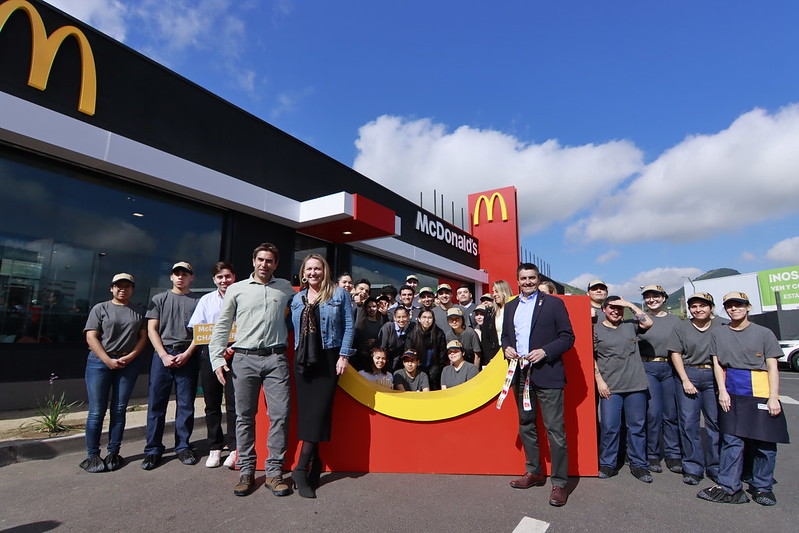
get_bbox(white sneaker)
[205,450,222,468]
[223,450,238,469]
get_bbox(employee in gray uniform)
[637,284,681,474]
[142,262,202,470]
[593,295,653,483]
[80,273,147,473]
[669,292,723,485]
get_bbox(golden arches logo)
[0,0,97,115]
[472,192,508,226]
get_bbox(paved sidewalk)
[0,397,206,466]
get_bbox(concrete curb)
[0,419,196,467]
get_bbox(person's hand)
[173,351,191,368]
[160,353,176,368]
[105,358,124,370]
[527,348,546,364]
[718,390,731,412]
[767,397,782,417]
[215,365,229,385]
[596,380,611,399]
[224,347,235,360]
[336,356,349,375]
[682,380,697,395]
[591,307,597,318]
[504,346,519,360]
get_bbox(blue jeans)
[144,348,199,455]
[717,434,777,493]
[644,361,680,460]
[599,390,648,469]
[84,352,141,457]
[675,367,719,478]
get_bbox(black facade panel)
[0,0,479,269]
[225,212,297,281]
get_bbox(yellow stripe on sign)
[338,350,508,421]
[750,370,770,398]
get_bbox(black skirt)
[295,347,339,442]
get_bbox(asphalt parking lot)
[1,371,796,533]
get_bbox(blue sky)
[50,0,799,298]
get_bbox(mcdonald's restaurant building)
[0,0,490,410]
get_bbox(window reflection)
[0,147,223,344]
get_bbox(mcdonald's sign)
[0,0,97,115]
[472,191,508,226]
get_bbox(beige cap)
[723,291,750,305]
[437,283,452,293]
[111,273,135,285]
[446,307,464,318]
[418,286,434,295]
[687,292,714,305]
[587,279,607,290]
[641,284,667,296]
[446,340,463,352]
[406,274,419,282]
[171,261,193,274]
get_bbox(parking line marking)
[779,395,798,405]
[513,516,550,533]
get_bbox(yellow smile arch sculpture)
[338,351,508,422]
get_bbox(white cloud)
[739,251,757,262]
[569,267,702,301]
[596,249,619,264]
[766,236,799,265]
[271,87,314,118]
[48,0,128,41]
[353,115,644,234]
[568,104,799,244]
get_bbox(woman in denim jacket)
[289,253,354,498]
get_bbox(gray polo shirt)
[441,361,478,388]
[593,321,648,393]
[710,322,782,371]
[146,290,201,347]
[638,312,680,359]
[209,274,296,372]
[393,369,430,391]
[668,318,724,366]
[84,301,145,353]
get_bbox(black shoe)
[648,458,663,473]
[79,456,107,473]
[308,456,323,490]
[177,449,198,465]
[105,453,124,472]
[753,490,776,506]
[630,466,653,483]
[697,485,749,504]
[291,469,316,499]
[598,466,618,479]
[683,473,702,485]
[141,454,161,471]
[665,458,683,473]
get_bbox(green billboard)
[758,265,799,310]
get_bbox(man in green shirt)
[209,243,296,497]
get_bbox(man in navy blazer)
[501,263,575,506]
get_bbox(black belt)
[642,357,669,362]
[107,351,130,357]
[164,344,190,351]
[236,346,285,356]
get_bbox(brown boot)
[234,473,254,496]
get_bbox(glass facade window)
[291,234,330,285]
[351,251,441,293]
[0,146,224,346]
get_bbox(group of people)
[78,252,788,508]
[79,244,354,500]
[589,280,788,506]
